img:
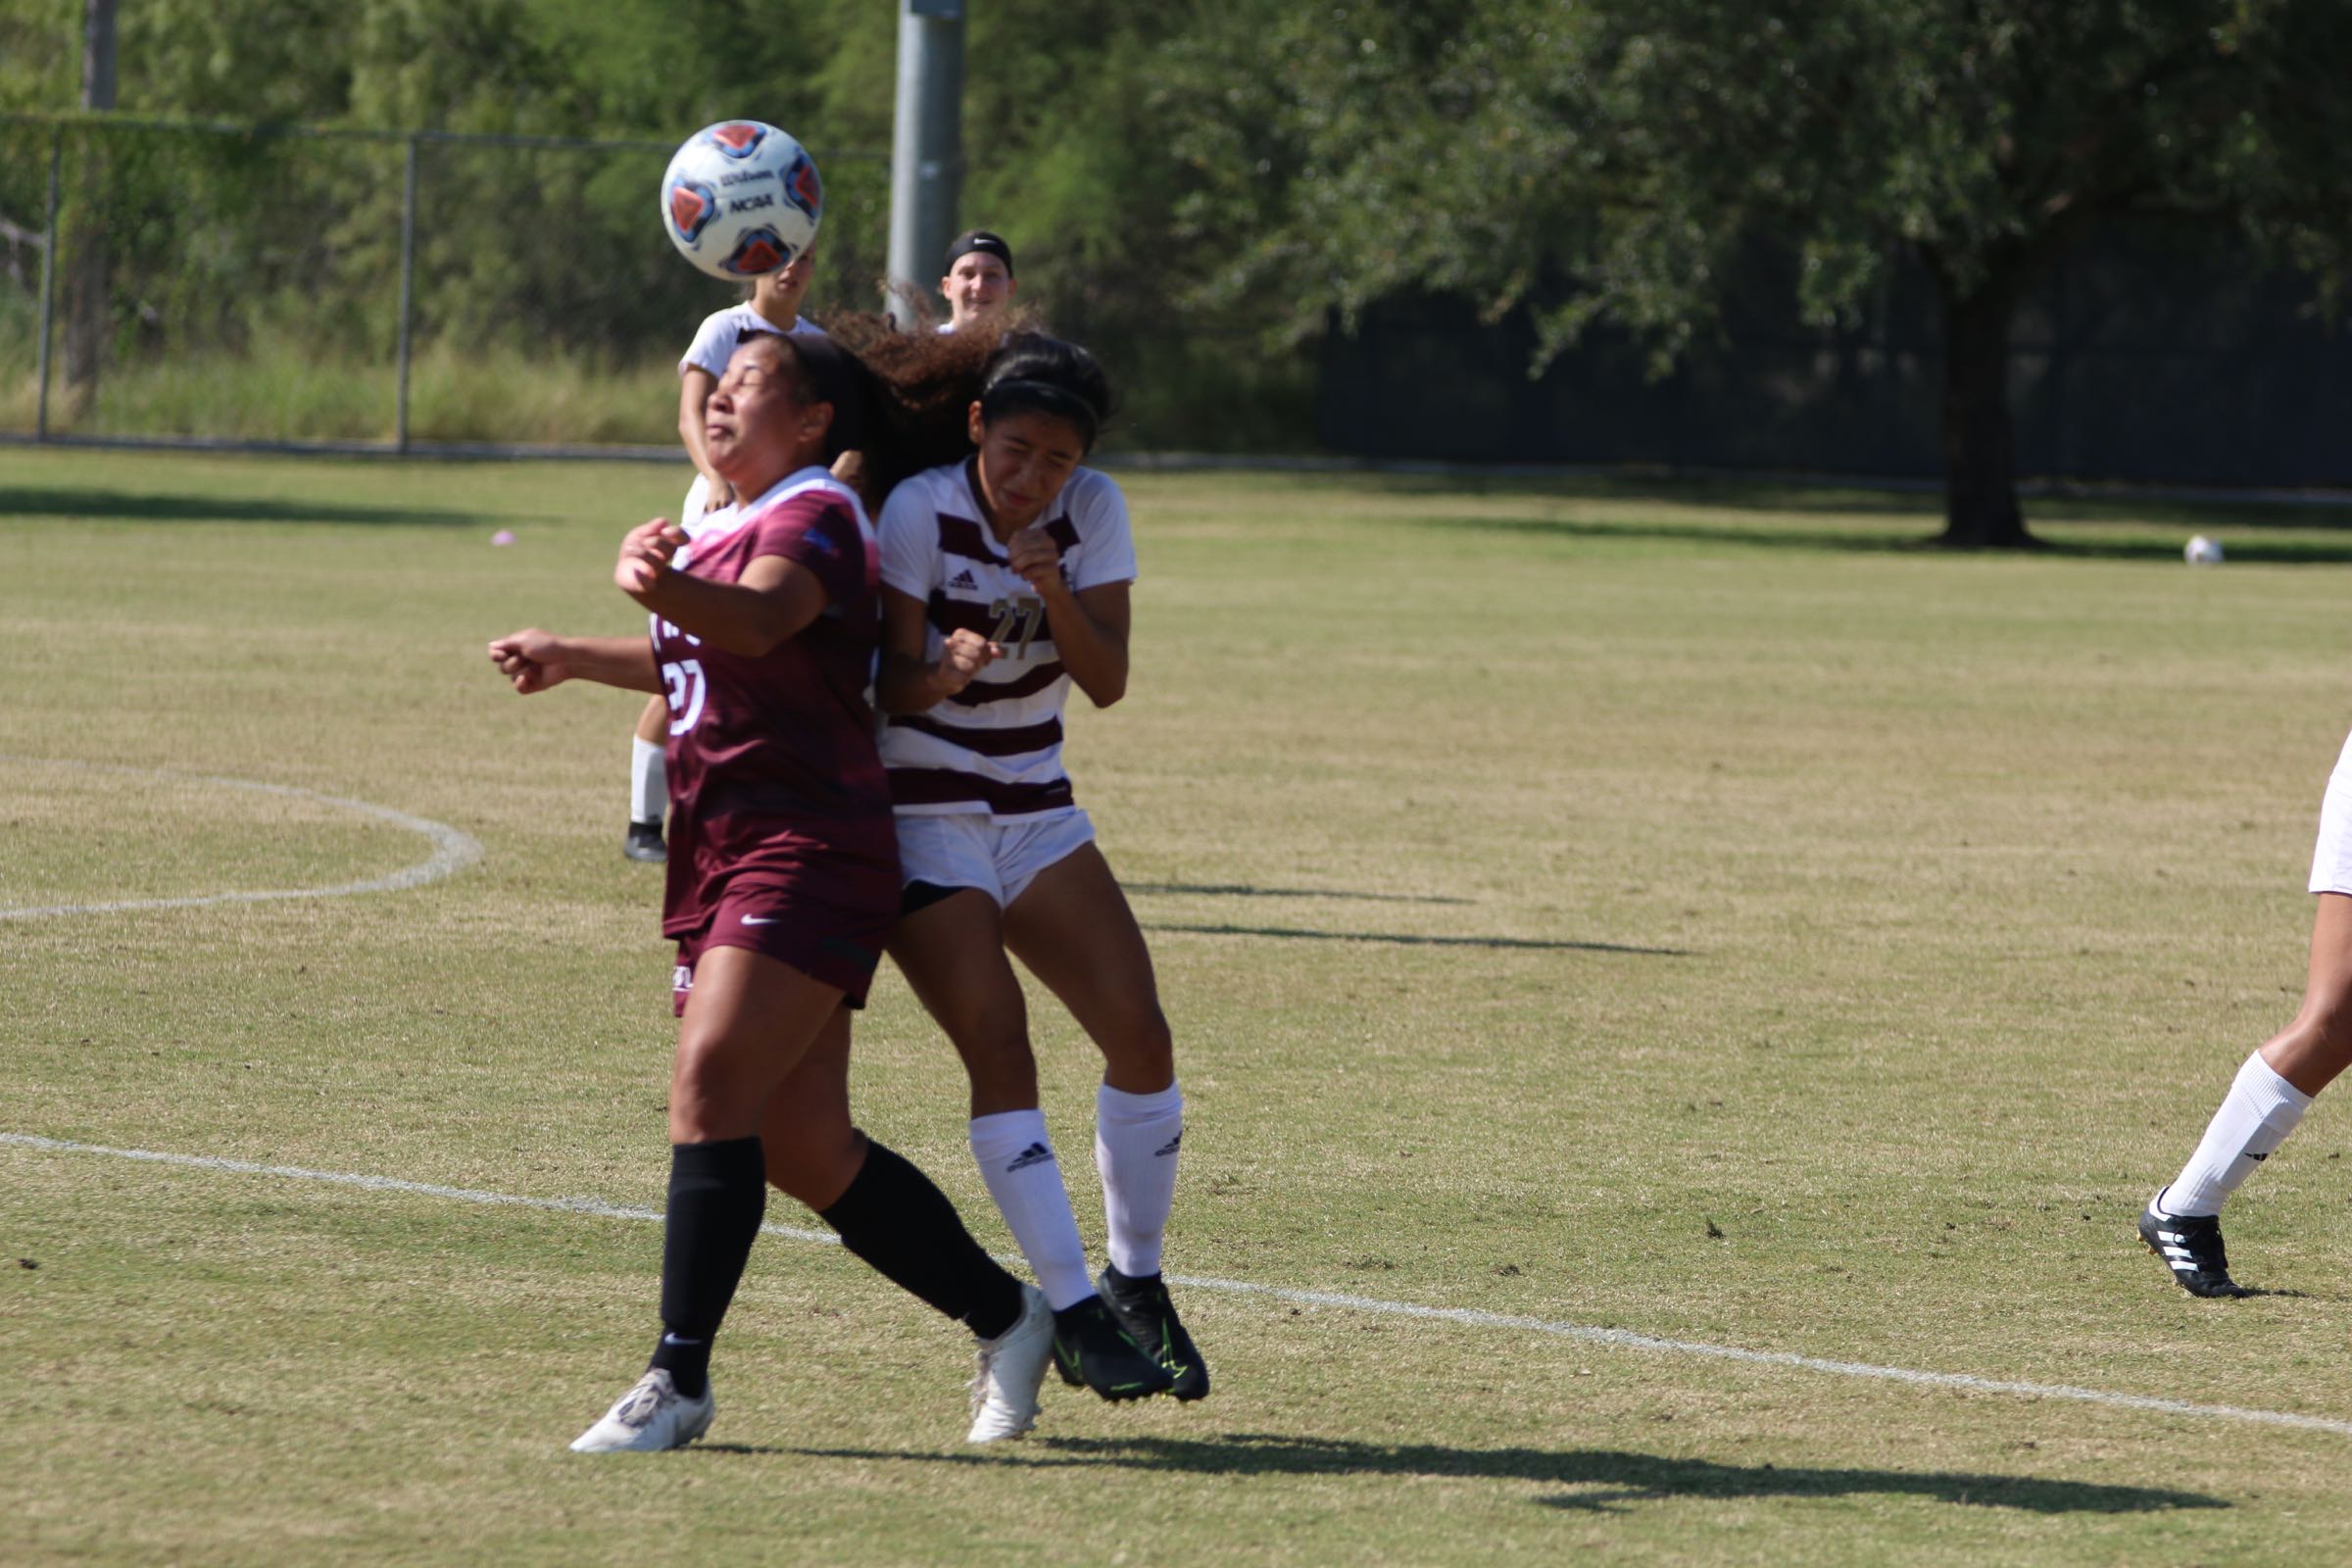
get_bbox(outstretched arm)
[488,629,662,695]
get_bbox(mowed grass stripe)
[13,1128,2352,1442]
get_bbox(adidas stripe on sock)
[1096,1081,1183,1278]
[968,1108,1094,1310]
[2161,1051,2314,1217]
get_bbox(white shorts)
[2311,730,2352,894]
[897,808,1095,909]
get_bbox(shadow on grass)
[0,485,484,528]
[1127,880,1474,906]
[1412,509,2352,564]
[770,1433,2224,1515]
[1367,468,2352,529]
[1141,920,1688,956]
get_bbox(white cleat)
[967,1285,1054,1443]
[569,1369,715,1453]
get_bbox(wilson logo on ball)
[660,121,821,282]
[667,178,718,243]
[709,122,767,159]
[725,229,788,275]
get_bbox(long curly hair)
[820,314,1002,506]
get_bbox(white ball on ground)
[2184,534,2224,565]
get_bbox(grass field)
[12,446,2352,1564]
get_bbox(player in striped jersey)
[874,333,1208,1402]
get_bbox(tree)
[1176,0,2352,546]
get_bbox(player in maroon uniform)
[488,331,1054,1451]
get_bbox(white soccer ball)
[659,121,823,281]
[2184,534,2224,565]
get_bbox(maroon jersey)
[654,468,898,945]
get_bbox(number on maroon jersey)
[662,659,708,736]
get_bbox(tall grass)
[0,319,1320,451]
[0,327,678,446]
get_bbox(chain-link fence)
[0,113,889,454]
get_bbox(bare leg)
[668,945,843,1143]
[888,886,1093,1309]
[1004,843,1174,1095]
[888,889,1042,1116]
[760,1004,866,1210]
[2258,893,2352,1095]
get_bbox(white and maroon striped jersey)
[876,460,1138,820]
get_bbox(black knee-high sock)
[649,1137,766,1398]
[821,1139,1025,1341]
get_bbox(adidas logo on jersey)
[948,568,979,590]
[1004,1142,1056,1172]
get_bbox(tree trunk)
[1935,277,2033,549]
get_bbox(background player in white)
[937,229,1017,335]
[874,332,1207,1402]
[2142,727,2352,1296]
[625,250,829,863]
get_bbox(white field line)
[0,757,481,919]
[8,1131,2351,1441]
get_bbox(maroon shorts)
[668,858,898,1017]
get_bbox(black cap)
[944,229,1014,277]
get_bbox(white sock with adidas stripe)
[2161,1052,2314,1217]
[968,1109,1094,1310]
[1096,1082,1184,1278]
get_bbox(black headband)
[981,376,1099,448]
[945,229,1015,277]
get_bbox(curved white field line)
[0,756,482,919]
[5,1129,2349,1441]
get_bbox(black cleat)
[1100,1264,1210,1401]
[2140,1204,2251,1298]
[1051,1295,1175,1401]
[623,821,667,863]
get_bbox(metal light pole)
[885,0,965,328]
[62,0,119,414]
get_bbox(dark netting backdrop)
[1318,219,2352,489]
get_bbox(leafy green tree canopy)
[1182,0,2352,543]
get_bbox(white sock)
[968,1109,1094,1310]
[1096,1082,1184,1278]
[630,736,665,825]
[2161,1052,2314,1217]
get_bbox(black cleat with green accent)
[623,820,667,863]
[1099,1264,1210,1401]
[1051,1295,1174,1400]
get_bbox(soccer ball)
[659,121,823,281]
[2184,534,2224,565]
